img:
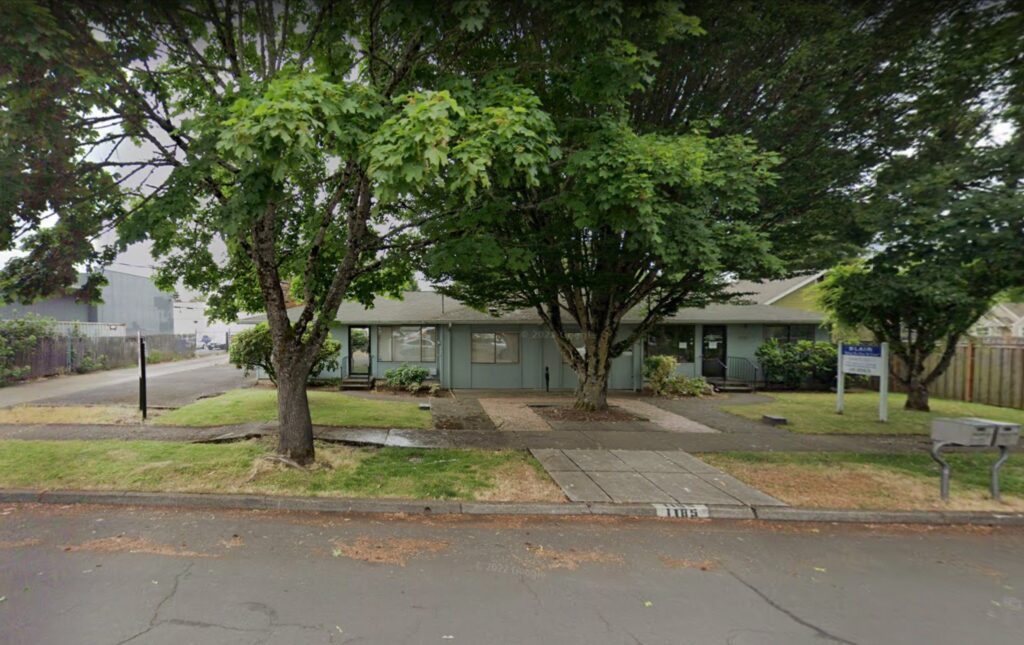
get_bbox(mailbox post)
[930,418,1020,501]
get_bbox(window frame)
[376,325,437,363]
[471,331,521,364]
[645,325,696,363]
[763,324,818,344]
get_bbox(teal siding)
[446,324,639,391]
[313,321,830,390]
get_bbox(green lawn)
[702,451,1024,511]
[0,439,560,501]
[722,391,1024,435]
[154,388,431,429]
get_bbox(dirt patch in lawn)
[474,461,567,503]
[706,459,1024,512]
[523,544,625,570]
[532,405,639,423]
[331,536,449,566]
[478,398,551,432]
[62,535,216,558]
[0,405,157,425]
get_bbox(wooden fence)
[9,333,196,381]
[891,340,1024,410]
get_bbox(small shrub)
[665,375,710,397]
[643,355,678,396]
[428,383,442,397]
[228,322,340,383]
[644,355,709,397]
[384,363,430,389]
[73,352,106,374]
[0,315,57,385]
[146,349,171,364]
[756,339,837,389]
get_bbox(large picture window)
[763,324,817,344]
[646,325,696,363]
[471,332,520,364]
[377,326,436,362]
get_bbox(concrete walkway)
[533,448,786,506]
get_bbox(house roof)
[242,288,827,326]
[997,302,1024,320]
[726,272,825,305]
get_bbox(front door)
[348,327,370,376]
[701,325,727,378]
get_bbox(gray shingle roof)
[243,289,826,325]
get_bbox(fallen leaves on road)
[659,556,717,571]
[219,534,245,549]
[330,536,449,566]
[61,535,216,558]
[0,538,42,549]
[523,543,624,570]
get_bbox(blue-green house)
[270,275,829,390]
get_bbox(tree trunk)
[905,379,930,411]
[573,340,612,411]
[575,374,609,411]
[275,362,315,465]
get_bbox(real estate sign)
[836,342,890,422]
[841,344,884,376]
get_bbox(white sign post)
[836,342,889,422]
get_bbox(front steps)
[341,376,374,391]
[707,378,756,393]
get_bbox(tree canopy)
[422,0,1024,409]
[0,0,556,461]
[820,0,1023,412]
[421,2,782,408]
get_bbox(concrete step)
[714,384,755,393]
[340,378,373,390]
[707,380,755,393]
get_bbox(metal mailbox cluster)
[929,418,1020,501]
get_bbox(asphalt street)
[1,504,1021,644]
[0,354,253,409]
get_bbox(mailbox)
[930,417,1021,501]
[992,423,1021,447]
[930,418,997,446]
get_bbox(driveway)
[0,354,254,409]
[1,503,1022,644]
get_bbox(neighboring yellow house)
[728,272,871,342]
[729,272,826,312]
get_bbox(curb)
[1,489,1022,525]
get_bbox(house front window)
[471,331,520,364]
[377,326,436,362]
[646,325,696,363]
[763,324,817,343]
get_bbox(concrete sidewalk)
[0,422,931,453]
[0,421,932,453]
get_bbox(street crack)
[727,571,859,645]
